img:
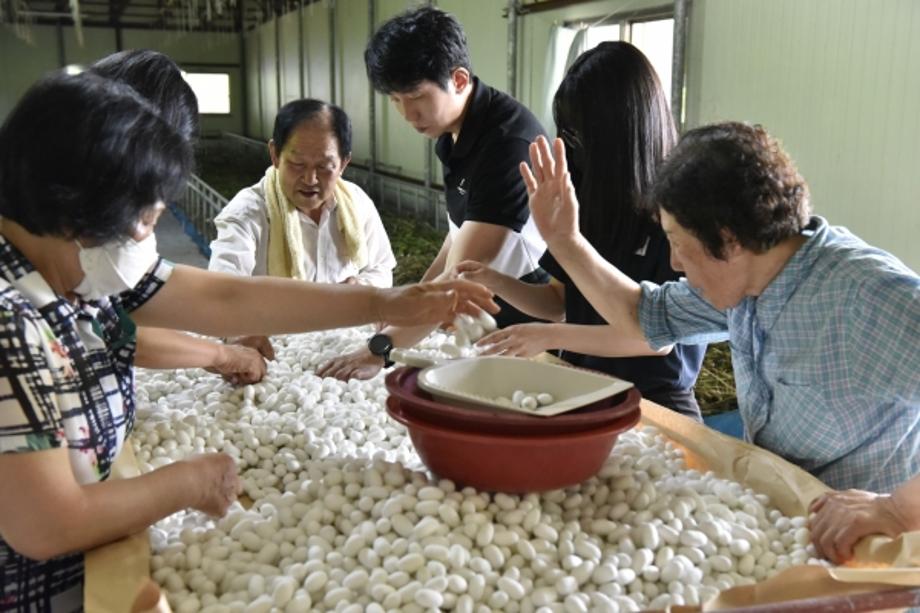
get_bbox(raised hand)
[519,136,580,247]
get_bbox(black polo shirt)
[435,77,546,233]
[540,228,706,414]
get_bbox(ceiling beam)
[9,0,258,31]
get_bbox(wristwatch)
[367,333,395,368]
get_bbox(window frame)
[563,5,674,34]
[181,69,233,117]
[563,5,675,106]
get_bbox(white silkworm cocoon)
[439,342,462,358]
[133,329,822,613]
[477,311,498,332]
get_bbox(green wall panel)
[685,0,920,271]
[373,0,426,182]
[279,11,303,104]
[0,26,60,122]
[62,26,117,67]
[440,0,508,93]
[258,20,279,141]
[303,2,332,103]
[244,30,263,139]
[336,0,371,164]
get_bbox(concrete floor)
[155,208,209,268]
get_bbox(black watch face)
[368,334,393,356]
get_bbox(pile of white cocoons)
[132,328,828,613]
[394,312,497,363]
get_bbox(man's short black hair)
[365,5,471,94]
[652,122,811,259]
[90,49,199,142]
[272,98,352,160]
[0,72,193,243]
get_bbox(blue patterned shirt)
[638,217,920,493]
[0,235,172,612]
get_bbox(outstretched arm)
[454,260,565,322]
[135,328,267,385]
[131,265,497,338]
[0,448,240,561]
[478,322,670,358]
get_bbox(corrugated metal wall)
[2,0,917,268]
[685,0,920,270]
[0,25,244,134]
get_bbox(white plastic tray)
[416,356,634,417]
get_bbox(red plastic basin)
[386,396,641,493]
[385,366,642,435]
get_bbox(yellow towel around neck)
[264,166,367,280]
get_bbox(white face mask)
[74,233,159,300]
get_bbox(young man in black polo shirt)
[318,5,548,381]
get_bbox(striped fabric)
[0,235,172,611]
[638,216,920,493]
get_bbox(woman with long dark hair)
[459,42,705,418]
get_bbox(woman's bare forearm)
[135,327,223,370]
[491,275,565,322]
[546,322,670,356]
[0,449,198,561]
[133,266,380,336]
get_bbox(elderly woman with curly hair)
[522,121,919,500]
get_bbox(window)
[564,12,674,98]
[627,18,674,98]
[181,72,231,115]
[584,24,620,49]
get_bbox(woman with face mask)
[455,42,706,419]
[88,49,270,384]
[0,72,496,611]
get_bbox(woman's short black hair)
[553,42,676,261]
[89,49,199,142]
[272,98,352,160]
[652,122,811,259]
[0,72,193,243]
[365,6,471,94]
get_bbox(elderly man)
[522,122,919,494]
[209,99,395,287]
[210,99,396,357]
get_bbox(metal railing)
[219,133,448,232]
[176,134,449,260]
[174,173,229,254]
[344,165,448,232]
